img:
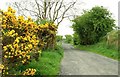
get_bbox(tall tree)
[10,0,80,26]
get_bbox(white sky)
[0,0,119,36]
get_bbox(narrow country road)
[60,43,118,75]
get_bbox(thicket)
[0,7,57,75]
[72,6,115,45]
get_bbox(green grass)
[17,44,64,75]
[38,48,63,75]
[75,41,118,60]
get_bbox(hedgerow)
[0,6,57,75]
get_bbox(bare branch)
[53,0,64,22]
[57,1,76,26]
[52,1,59,20]
[11,0,79,26]
[35,0,43,19]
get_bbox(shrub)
[35,19,57,49]
[72,6,115,45]
[1,6,57,75]
[1,7,41,75]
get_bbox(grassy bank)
[38,46,64,75]
[17,44,64,75]
[75,41,118,60]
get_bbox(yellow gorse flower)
[1,25,6,29]
[4,55,7,58]
[1,6,57,75]
[23,68,36,76]
[28,44,32,49]
[0,64,4,73]
[3,46,7,51]
[14,38,19,43]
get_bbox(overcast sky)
[58,0,119,36]
[0,0,119,36]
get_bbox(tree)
[72,6,115,45]
[65,35,73,43]
[10,0,78,26]
[56,35,63,42]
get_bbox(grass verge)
[17,44,64,75]
[75,41,118,60]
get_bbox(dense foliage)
[65,35,73,43]
[0,7,57,75]
[56,35,63,42]
[72,6,115,45]
[73,33,79,45]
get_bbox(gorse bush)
[35,18,57,50]
[37,22,57,49]
[1,6,57,75]
[72,6,115,45]
[1,7,40,75]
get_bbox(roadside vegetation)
[75,40,118,60]
[56,35,63,42]
[74,30,119,60]
[0,7,64,76]
[65,35,73,44]
[65,6,119,60]
[17,44,64,75]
